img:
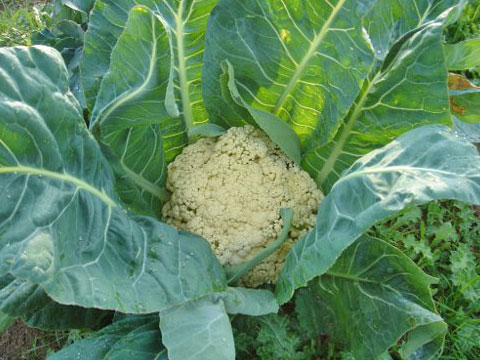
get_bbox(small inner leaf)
[248,108,303,166]
[225,208,294,285]
[188,123,227,139]
[221,60,302,165]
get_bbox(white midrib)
[120,163,170,202]
[0,166,117,207]
[273,0,347,116]
[332,166,455,188]
[325,270,377,284]
[315,1,439,187]
[176,0,195,130]
[94,13,168,202]
[96,12,159,126]
[316,74,379,186]
[417,2,432,27]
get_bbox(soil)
[0,321,65,360]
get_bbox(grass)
[0,0,47,47]
[444,0,480,44]
[371,201,480,359]
[444,0,480,80]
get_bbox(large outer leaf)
[364,0,461,62]
[454,116,480,143]
[0,46,226,313]
[160,296,235,360]
[202,0,375,147]
[83,0,218,212]
[297,235,446,359]
[0,275,111,330]
[203,0,456,194]
[159,287,277,360]
[445,38,480,70]
[90,6,176,215]
[277,125,480,304]
[82,0,217,126]
[399,322,447,360]
[303,6,452,192]
[48,315,167,360]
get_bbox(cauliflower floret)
[162,125,323,286]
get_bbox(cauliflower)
[162,125,323,286]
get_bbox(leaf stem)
[273,0,347,116]
[316,75,377,187]
[176,0,195,134]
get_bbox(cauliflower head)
[162,125,323,286]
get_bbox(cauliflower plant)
[163,125,323,286]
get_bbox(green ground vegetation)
[0,1,49,47]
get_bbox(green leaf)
[250,108,302,165]
[32,11,86,109]
[188,123,226,138]
[158,287,276,360]
[377,353,394,360]
[90,6,177,214]
[160,296,235,360]
[364,0,461,62]
[0,276,112,330]
[62,0,96,14]
[442,0,469,26]
[219,287,279,316]
[224,208,294,284]
[448,74,480,124]
[203,0,375,147]
[303,9,452,192]
[399,322,447,360]
[453,115,480,142]
[297,235,446,360]
[47,314,167,360]
[82,0,218,127]
[219,60,302,164]
[0,46,226,313]
[56,20,85,41]
[203,0,455,193]
[80,0,126,109]
[277,125,480,304]
[445,38,480,70]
